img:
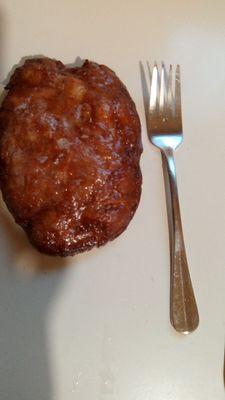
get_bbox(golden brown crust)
[0,57,142,256]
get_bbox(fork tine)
[167,64,174,115]
[146,61,152,84]
[159,62,166,111]
[149,63,158,113]
[175,65,182,121]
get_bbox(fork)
[147,63,199,334]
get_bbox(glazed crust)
[0,57,142,256]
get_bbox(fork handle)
[163,148,199,334]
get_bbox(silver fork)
[147,63,199,334]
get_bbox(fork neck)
[163,148,177,184]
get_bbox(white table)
[0,1,224,399]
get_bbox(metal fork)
[147,63,199,334]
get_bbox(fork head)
[147,63,183,151]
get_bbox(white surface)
[0,1,225,399]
